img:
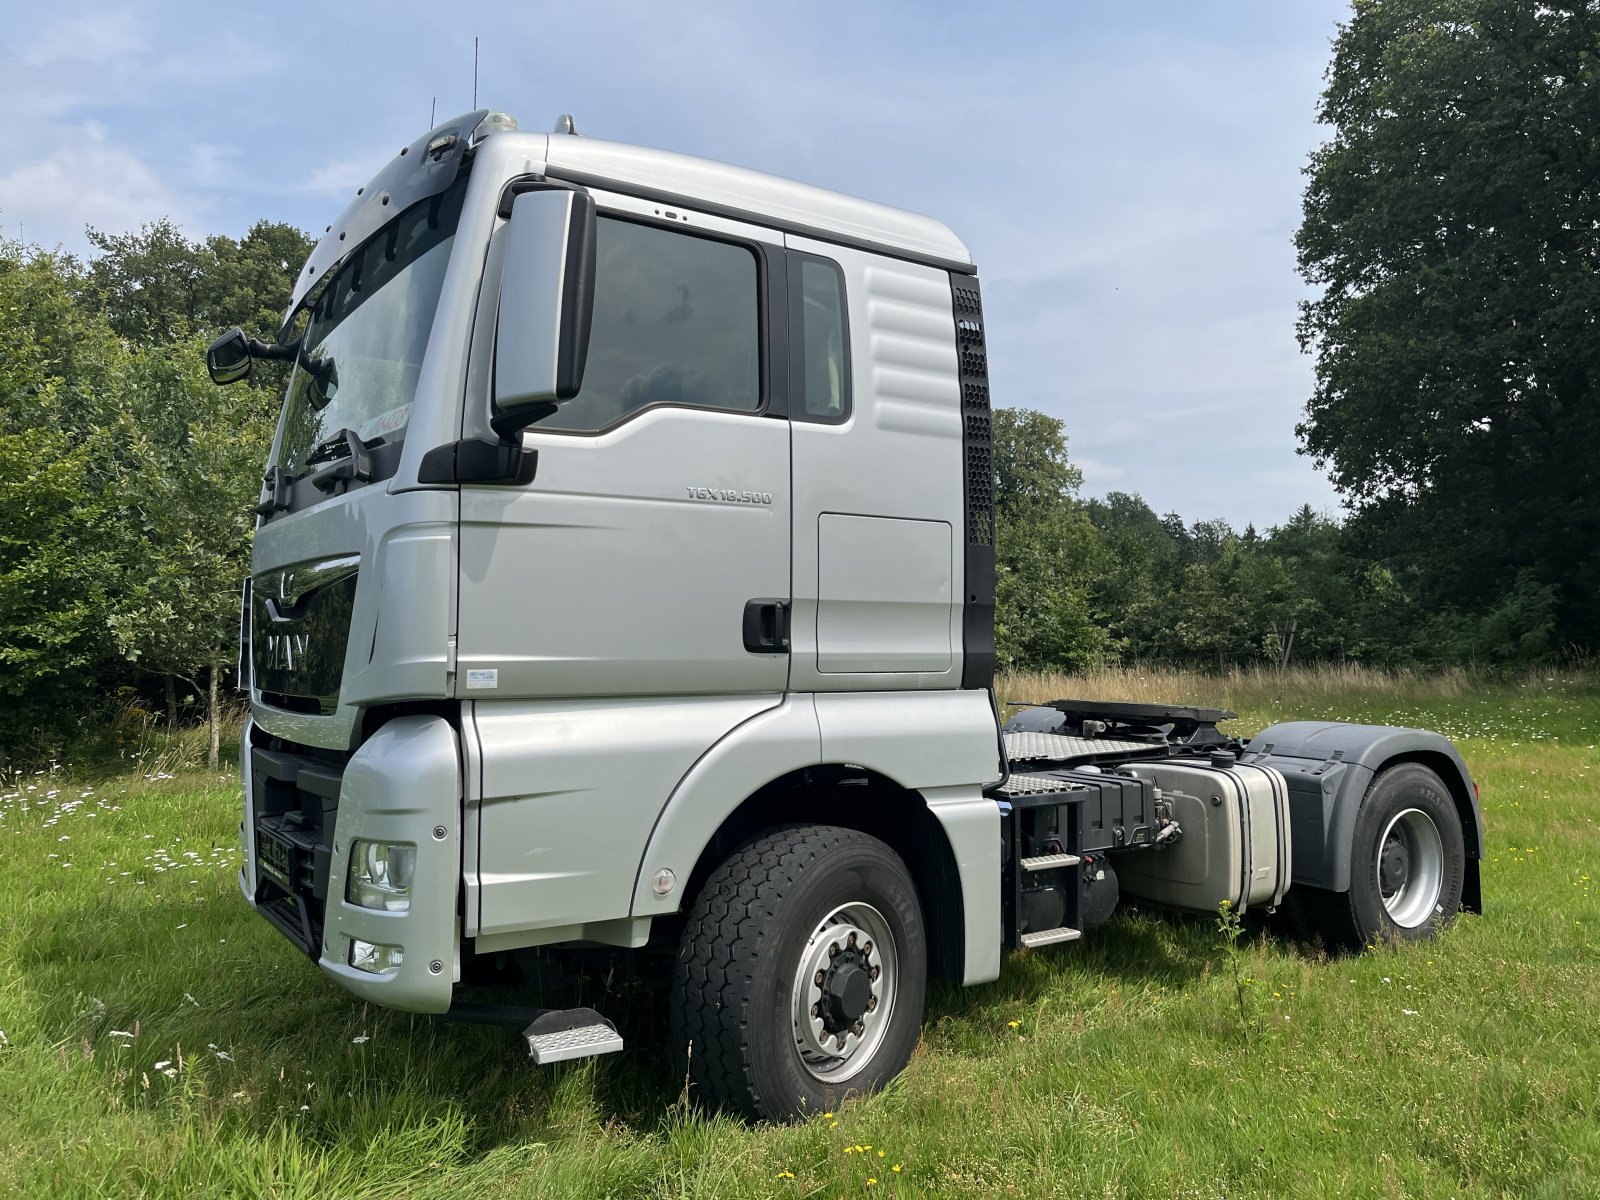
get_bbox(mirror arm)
[490,402,559,439]
[248,337,300,363]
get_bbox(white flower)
[215,1050,233,1062]
[154,1060,172,1070]
[109,1030,134,1039]
[1402,1008,1419,1016]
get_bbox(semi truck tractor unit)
[210,110,1482,1122]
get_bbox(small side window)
[792,254,851,424]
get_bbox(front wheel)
[669,825,927,1122]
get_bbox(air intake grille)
[951,281,994,547]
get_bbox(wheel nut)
[869,966,879,981]
[829,942,840,957]
[867,996,878,1012]
[853,1021,864,1036]
[814,970,825,987]
[847,932,857,947]
[836,1035,846,1050]
[863,941,872,955]
[811,1002,820,1018]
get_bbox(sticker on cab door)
[466,669,499,689]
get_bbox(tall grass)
[1,669,1596,1197]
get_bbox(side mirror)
[493,188,597,433]
[206,327,252,385]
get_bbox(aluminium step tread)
[998,773,1083,798]
[1019,926,1083,949]
[1002,731,1165,764]
[1020,852,1082,871]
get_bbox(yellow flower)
[829,1122,839,1130]
[775,1170,795,1179]
[1007,1020,1021,1029]
[878,1150,886,1157]
[822,1111,834,1119]
[867,1179,877,1186]
[892,1164,902,1173]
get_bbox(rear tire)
[1299,763,1466,949]
[669,824,927,1122]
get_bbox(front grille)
[249,735,348,959]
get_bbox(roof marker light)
[470,112,519,145]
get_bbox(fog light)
[347,840,415,912]
[349,938,405,975]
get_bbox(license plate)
[257,826,295,886]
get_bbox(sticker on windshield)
[361,403,412,442]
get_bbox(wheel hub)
[1379,837,1411,894]
[1376,807,1445,928]
[821,955,873,1031]
[791,904,898,1085]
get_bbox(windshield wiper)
[307,428,375,493]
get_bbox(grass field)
[1,668,1597,1198]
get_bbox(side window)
[792,254,851,424]
[534,216,761,432]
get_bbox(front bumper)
[240,714,461,1012]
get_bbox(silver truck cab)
[236,108,1001,1055]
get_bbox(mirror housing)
[493,188,597,434]
[206,327,252,385]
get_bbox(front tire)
[669,825,927,1122]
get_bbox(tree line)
[3,0,1595,758]
[0,222,312,761]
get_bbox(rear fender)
[1242,722,1481,906]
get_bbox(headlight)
[349,938,405,974]
[347,840,415,912]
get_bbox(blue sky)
[0,0,1349,528]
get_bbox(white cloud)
[301,147,399,199]
[0,123,201,250]
[21,9,148,68]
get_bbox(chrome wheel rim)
[1378,807,1444,928]
[791,902,898,1084]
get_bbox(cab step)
[1020,852,1081,872]
[522,1007,625,1064]
[1020,926,1083,949]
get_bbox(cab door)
[457,197,791,700]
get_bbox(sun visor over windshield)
[285,109,488,323]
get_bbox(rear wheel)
[669,825,927,1122]
[1298,763,1466,948]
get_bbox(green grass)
[2,669,1598,1197]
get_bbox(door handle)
[742,599,790,654]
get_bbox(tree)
[86,220,313,345]
[0,243,127,746]
[1297,0,1600,659]
[991,408,1113,671]
[106,341,276,768]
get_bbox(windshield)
[274,175,468,478]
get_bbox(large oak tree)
[1297,0,1600,658]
